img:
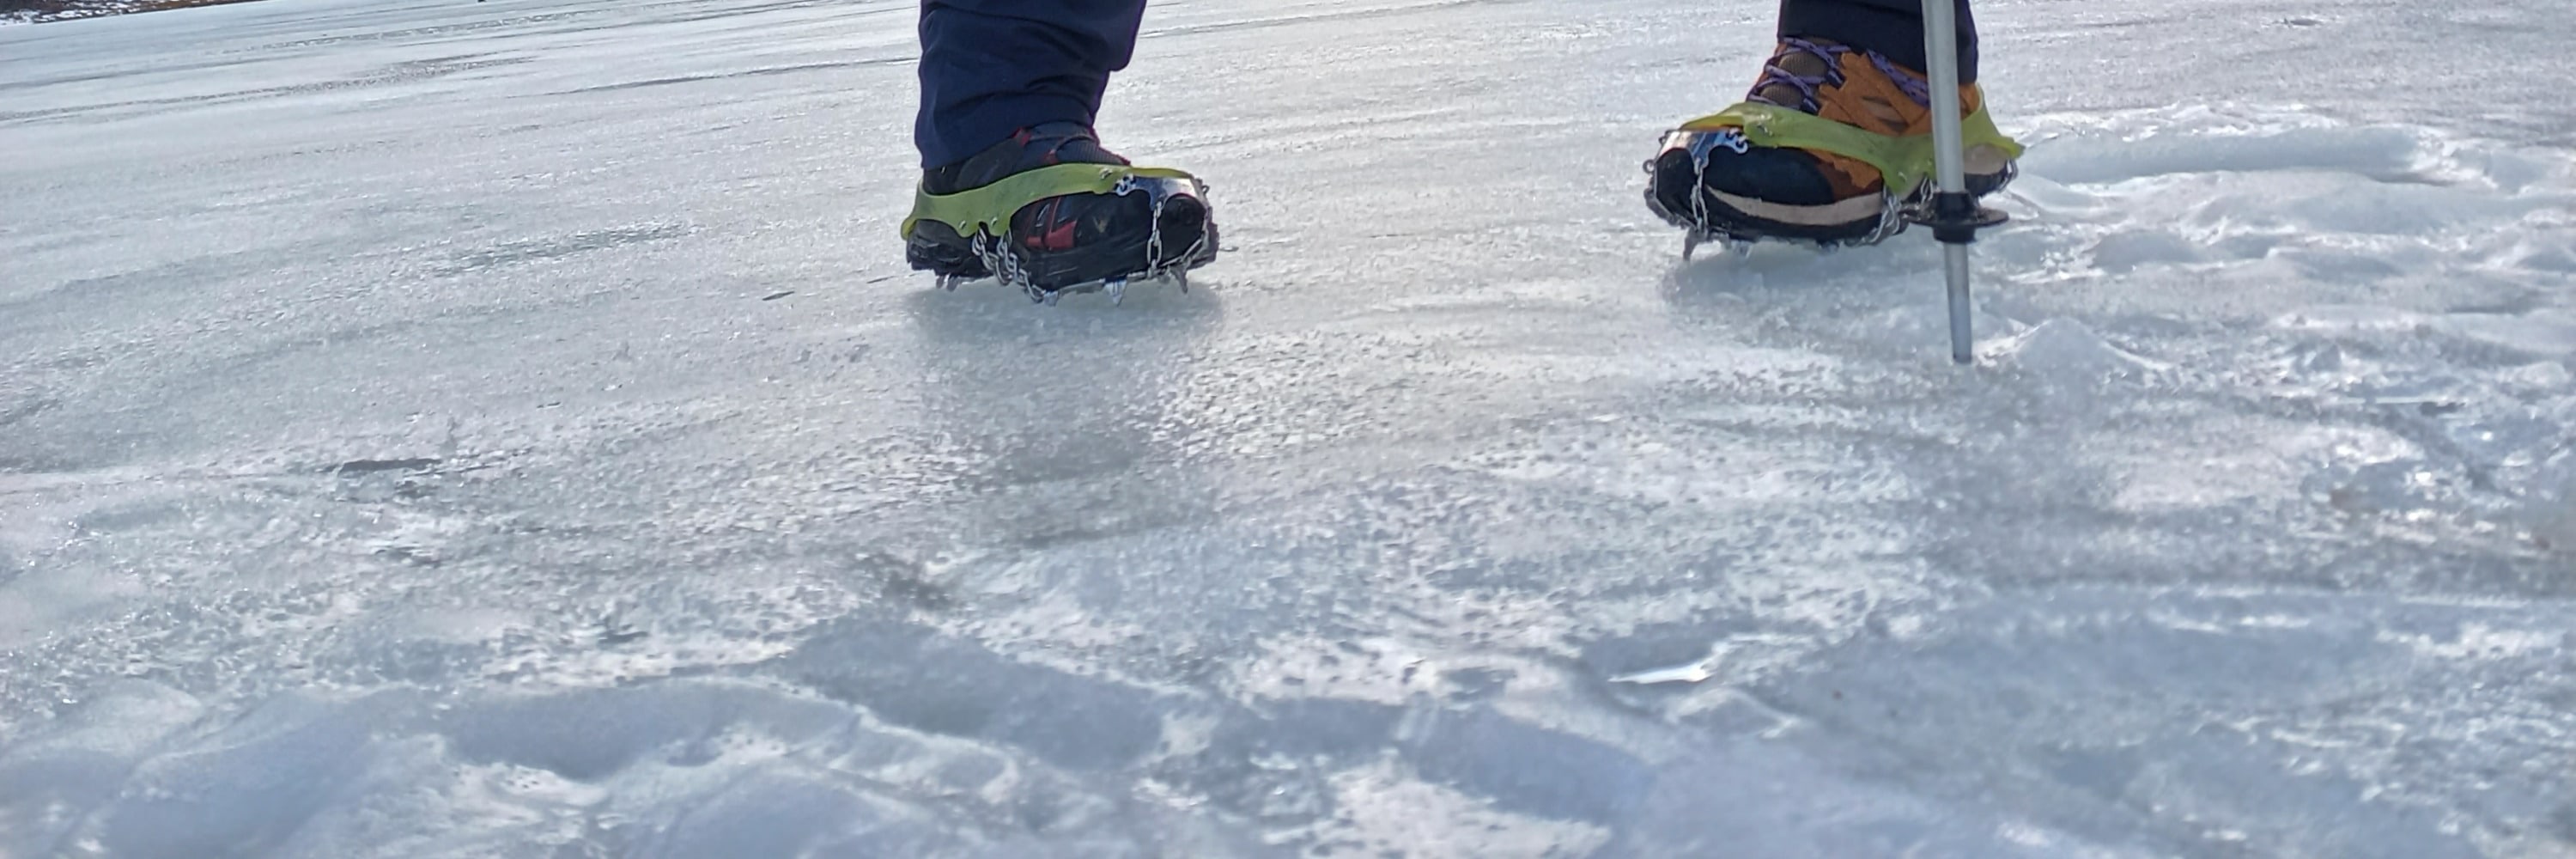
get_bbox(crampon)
[1643,106,2017,259]
[902,163,1218,306]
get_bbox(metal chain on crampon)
[1127,174,1214,286]
[1123,174,1168,277]
[1152,187,1215,281]
[1688,141,1716,253]
[1684,128,1742,238]
[1133,174,1212,282]
[1859,188,1908,246]
[969,232,1044,302]
[1632,128,1744,254]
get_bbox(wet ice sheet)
[3,0,2574,856]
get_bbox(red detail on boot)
[1021,200,1076,252]
[1026,218,1077,252]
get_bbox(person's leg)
[904,0,1218,296]
[1777,0,1975,84]
[914,0,1148,169]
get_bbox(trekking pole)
[1920,0,1979,365]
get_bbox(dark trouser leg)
[1777,0,1977,83]
[914,0,1149,169]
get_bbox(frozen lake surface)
[3,0,2573,856]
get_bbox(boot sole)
[1649,147,2014,246]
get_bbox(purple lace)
[1747,37,1935,112]
[1866,51,1935,107]
[1747,37,1846,113]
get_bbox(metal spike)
[1104,277,1127,306]
[1172,269,1189,294]
[1729,240,1753,259]
[1042,289,1061,307]
[1682,232,1701,261]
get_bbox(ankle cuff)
[1777,0,1978,83]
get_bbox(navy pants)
[916,0,1978,168]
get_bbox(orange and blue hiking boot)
[1646,37,2020,249]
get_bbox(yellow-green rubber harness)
[1676,101,2024,198]
[901,163,1200,241]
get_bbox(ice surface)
[3,0,2573,856]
